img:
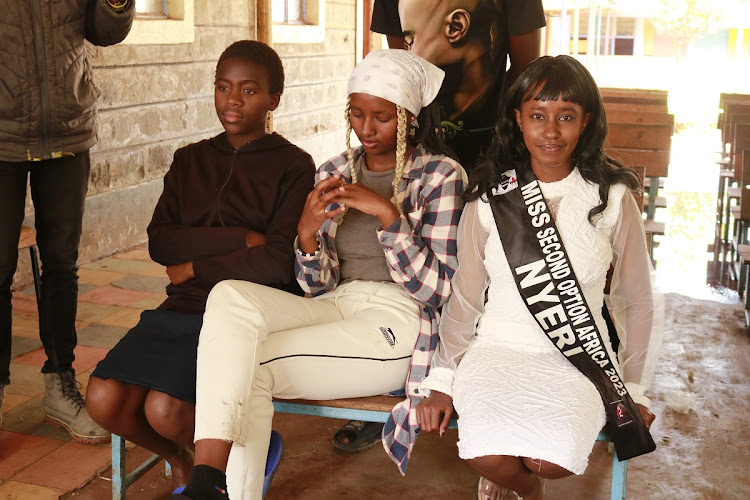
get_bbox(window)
[135,0,166,17]
[271,0,326,44]
[609,17,636,56]
[122,0,194,45]
[574,14,636,56]
[273,0,307,25]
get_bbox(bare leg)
[86,377,193,488]
[467,455,543,500]
[193,439,234,472]
[470,455,573,499]
[144,390,197,486]
[521,457,573,480]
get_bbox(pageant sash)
[487,166,656,461]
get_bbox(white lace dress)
[420,168,662,474]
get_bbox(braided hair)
[344,98,454,215]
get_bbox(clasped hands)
[297,174,400,254]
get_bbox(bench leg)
[646,177,659,220]
[647,233,655,264]
[112,434,126,500]
[111,433,165,499]
[723,185,737,283]
[737,221,749,294]
[715,173,727,266]
[610,447,628,500]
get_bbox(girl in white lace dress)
[416,55,662,500]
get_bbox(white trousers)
[194,280,419,500]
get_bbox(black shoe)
[331,420,384,453]
[172,465,229,499]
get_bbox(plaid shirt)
[295,144,466,474]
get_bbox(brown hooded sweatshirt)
[148,132,315,314]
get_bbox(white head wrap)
[347,49,444,117]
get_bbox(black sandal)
[331,420,383,453]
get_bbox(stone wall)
[274,0,356,163]
[12,0,358,289]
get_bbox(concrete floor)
[61,291,750,500]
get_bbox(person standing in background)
[371,0,546,169]
[0,0,135,443]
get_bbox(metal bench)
[272,396,629,500]
[111,395,629,500]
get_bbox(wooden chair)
[715,97,750,269]
[600,88,668,108]
[604,114,673,221]
[717,94,750,163]
[725,111,750,156]
[712,158,735,276]
[17,225,41,304]
[725,123,750,275]
[631,166,663,260]
[730,150,750,291]
[731,122,750,181]
[713,95,750,278]
[718,97,750,150]
[604,110,674,127]
[719,92,750,111]
[737,244,750,326]
[604,102,669,114]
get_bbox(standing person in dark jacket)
[0,0,134,443]
[85,40,316,490]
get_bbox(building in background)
[541,0,750,91]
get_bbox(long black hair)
[464,55,639,224]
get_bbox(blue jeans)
[0,152,90,384]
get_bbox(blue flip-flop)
[263,430,284,498]
[169,486,187,500]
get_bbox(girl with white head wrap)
[347,49,444,118]
[343,49,445,214]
